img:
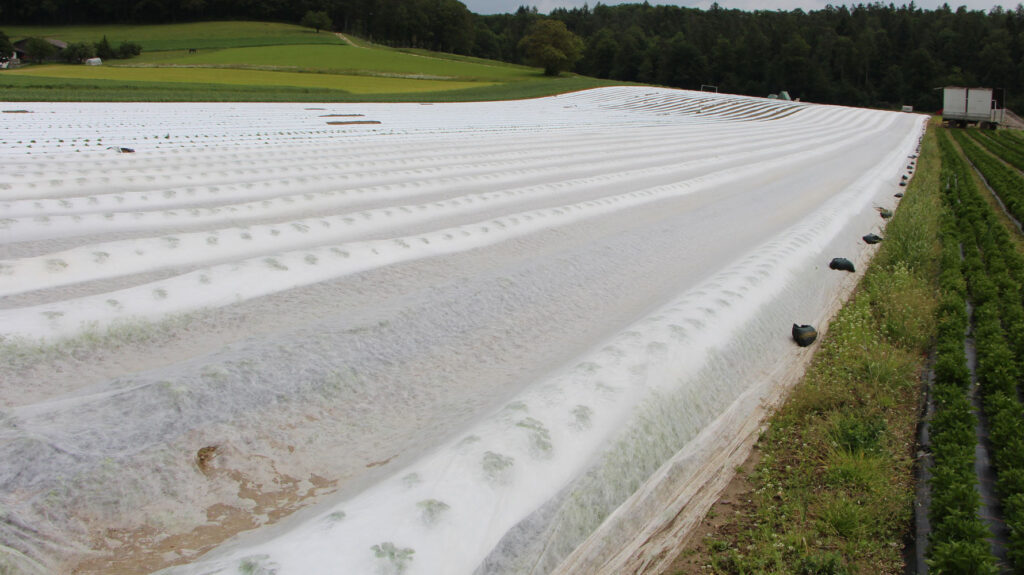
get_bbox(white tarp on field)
[0,87,924,575]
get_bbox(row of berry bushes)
[928,129,998,573]
[967,130,1024,173]
[951,129,1024,226]
[936,128,1024,571]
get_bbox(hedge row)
[937,128,1024,572]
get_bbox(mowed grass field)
[2,21,341,51]
[129,44,532,80]
[0,21,621,101]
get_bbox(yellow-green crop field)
[4,65,497,94]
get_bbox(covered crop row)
[0,91,927,574]
[936,128,1024,572]
[950,129,1024,226]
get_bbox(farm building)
[12,38,67,63]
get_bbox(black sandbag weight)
[792,324,818,347]
[829,258,855,272]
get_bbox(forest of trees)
[491,3,1024,112]
[2,0,1023,111]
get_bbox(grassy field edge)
[0,22,627,102]
[667,120,942,574]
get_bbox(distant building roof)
[13,38,68,50]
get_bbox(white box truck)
[943,86,1005,129]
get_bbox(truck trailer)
[943,86,1005,129]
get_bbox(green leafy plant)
[371,542,414,574]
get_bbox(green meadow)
[128,44,534,80]
[2,21,341,51]
[0,21,622,101]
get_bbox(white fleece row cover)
[0,87,924,575]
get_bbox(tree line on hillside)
[2,0,1023,111]
[505,2,1024,112]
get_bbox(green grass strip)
[685,123,941,574]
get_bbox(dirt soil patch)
[69,463,337,575]
[663,447,762,574]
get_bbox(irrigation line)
[964,297,1012,571]
[919,174,1012,573]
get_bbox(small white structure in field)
[85,57,102,66]
[902,105,913,112]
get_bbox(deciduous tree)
[517,19,583,76]
[61,42,95,63]
[301,10,333,33]
[117,41,142,58]
[0,30,13,58]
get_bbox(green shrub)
[61,41,95,63]
[116,41,142,58]
[94,35,115,60]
